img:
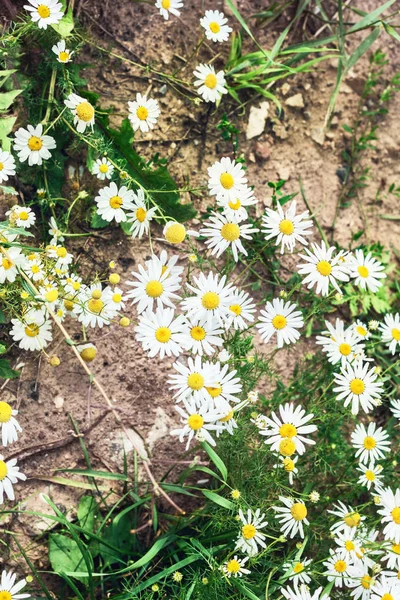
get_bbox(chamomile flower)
[0,247,26,284]
[262,200,313,254]
[146,250,184,281]
[370,575,400,600]
[297,240,350,296]
[128,93,160,133]
[171,398,224,449]
[348,250,386,292]
[273,497,309,539]
[347,565,375,600]
[377,488,400,544]
[282,583,329,600]
[351,423,390,466]
[0,569,30,599]
[24,0,63,29]
[202,361,242,408]
[353,320,371,341]
[382,542,400,570]
[155,0,183,20]
[63,273,82,295]
[277,455,299,485]
[102,286,126,313]
[163,221,199,245]
[181,271,235,327]
[323,550,353,587]
[14,124,56,166]
[0,455,26,503]
[168,356,217,404]
[176,316,224,356]
[73,285,114,328]
[125,189,158,238]
[208,157,247,202]
[200,213,259,262]
[6,205,36,229]
[316,318,365,367]
[0,402,22,447]
[390,399,400,420]
[52,39,73,63]
[126,260,180,314]
[217,404,238,436]
[257,299,304,348]
[357,463,384,492]
[235,508,268,556]
[223,288,256,331]
[0,150,16,183]
[218,185,257,222]
[193,64,227,103]
[282,557,312,584]
[200,10,232,42]
[380,314,400,355]
[334,530,363,563]
[65,93,95,133]
[135,307,185,359]
[92,157,114,180]
[333,362,384,415]
[95,182,136,223]
[48,216,64,245]
[328,501,366,536]
[258,403,317,457]
[10,310,52,352]
[221,556,250,578]
[47,245,73,270]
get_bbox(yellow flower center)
[283,458,295,472]
[226,559,240,573]
[221,223,240,242]
[25,323,39,337]
[334,560,347,573]
[59,51,70,62]
[136,106,149,121]
[357,265,369,278]
[64,299,74,311]
[290,503,307,521]
[76,101,94,122]
[242,524,256,539]
[381,595,393,600]
[272,315,287,330]
[0,162,3,171]
[209,21,221,33]
[279,219,294,235]
[228,199,241,210]
[161,0,171,7]
[187,373,204,391]
[165,223,186,244]
[392,544,400,554]
[28,135,43,151]
[112,293,122,303]
[365,470,375,481]
[361,574,372,589]
[19,211,29,221]
[87,298,104,314]
[316,260,332,276]
[2,258,12,270]
[146,280,164,298]
[206,385,222,398]
[56,247,67,258]
[136,207,147,222]
[343,512,360,527]
[109,195,123,209]
[190,326,206,341]
[80,346,97,362]
[202,291,220,310]
[339,342,351,356]
[0,402,12,423]
[356,325,367,337]
[219,172,234,189]
[293,562,304,574]
[220,409,234,423]
[92,289,102,299]
[72,282,80,291]
[0,591,12,600]
[363,436,376,450]
[391,507,400,524]
[99,163,109,173]
[155,327,171,343]
[279,423,297,438]
[204,73,217,89]
[229,304,242,316]
[350,378,365,395]
[392,328,400,341]
[45,289,58,303]
[0,460,7,481]
[279,438,296,456]
[345,540,355,551]
[37,4,51,18]
[187,414,204,430]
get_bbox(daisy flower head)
[0,455,26,503]
[73,284,115,328]
[193,64,227,103]
[297,240,350,296]
[323,550,353,588]
[377,488,400,544]
[202,360,242,409]
[0,402,22,447]
[125,260,180,314]
[216,404,238,436]
[333,529,364,563]
[92,157,114,180]
[102,285,126,313]
[223,288,256,331]
[200,212,259,262]
[370,575,400,600]
[125,189,158,238]
[316,318,365,367]
[357,463,384,492]
[349,249,386,292]
[282,583,329,600]
[351,422,390,465]
[6,205,36,229]
[218,184,257,222]
[282,557,312,584]
[380,313,400,355]
[46,244,73,270]
[155,0,183,20]
[0,149,16,183]
[170,398,224,449]
[208,157,247,202]
[146,250,184,281]
[10,310,52,352]
[168,356,218,405]
[347,565,375,600]
[235,508,268,556]
[128,93,160,133]
[262,200,313,254]
[24,258,44,282]
[353,320,371,341]
[163,221,198,245]
[181,271,235,327]
[200,10,232,43]
[221,555,250,578]
[176,315,224,356]
[256,298,304,348]
[24,0,63,28]
[65,93,95,133]
[273,497,309,539]
[0,247,26,284]
[328,500,366,536]
[333,361,384,415]
[382,542,400,570]
[48,216,64,245]
[258,403,317,457]
[390,399,400,420]
[277,455,299,486]
[52,39,73,63]
[135,306,185,359]
[14,124,56,166]
[0,569,30,599]
[95,182,136,223]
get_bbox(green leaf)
[0,89,22,111]
[0,116,17,150]
[202,490,235,510]
[51,6,74,37]
[0,344,6,355]
[77,496,97,533]
[57,468,128,481]
[348,0,397,33]
[347,27,381,70]
[202,442,228,481]
[0,185,17,196]
[49,534,88,582]
[120,220,133,235]
[90,212,109,229]
[0,359,19,380]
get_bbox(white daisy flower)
[48,216,64,245]
[102,286,126,313]
[328,501,366,536]
[223,288,256,331]
[202,360,242,408]
[0,402,22,447]
[6,205,36,229]
[145,250,184,281]
[95,182,136,223]
[216,404,238,436]
[24,0,63,28]
[316,318,365,367]
[382,542,400,570]
[200,213,259,262]
[25,259,45,282]
[92,157,114,180]
[277,455,299,486]
[64,93,95,133]
[135,306,185,359]
[62,273,82,295]
[371,575,400,600]
[377,488,400,544]
[193,64,227,103]
[282,557,312,584]
[128,93,160,133]
[125,189,158,238]
[351,422,390,466]
[0,569,30,599]
[200,10,232,42]
[181,271,235,327]
[273,497,309,539]
[282,583,329,600]
[0,455,26,503]
[155,0,183,20]
[256,298,304,348]
[0,149,16,183]
[52,39,73,63]
[297,240,350,296]
[126,260,181,314]
[381,568,400,582]
[221,555,250,578]
[333,362,384,415]
[262,200,313,254]
[258,403,317,457]
[347,565,375,600]
[73,285,114,328]
[323,550,353,587]
[235,508,268,556]
[0,247,26,284]
[10,309,52,351]
[170,398,224,449]
[353,320,371,341]
[176,316,224,356]
[208,157,247,202]
[218,185,257,222]
[380,314,400,355]
[334,529,364,563]
[357,463,384,492]
[14,124,56,166]
[168,356,217,405]
[348,249,386,292]
[46,245,73,270]
[390,399,400,420]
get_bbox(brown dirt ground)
[1,0,400,591]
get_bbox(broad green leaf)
[0,186,17,195]
[0,343,6,355]
[202,490,235,510]
[49,534,88,582]
[0,69,17,87]
[0,221,34,237]
[90,212,109,229]
[77,496,97,533]
[0,359,19,380]
[0,116,16,150]
[57,468,128,481]
[51,6,74,37]
[202,442,228,481]
[0,89,22,111]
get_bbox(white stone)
[246,102,270,140]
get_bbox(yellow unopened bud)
[78,344,97,362]
[49,356,61,367]
[45,289,58,303]
[119,317,130,328]
[91,289,102,299]
[109,273,120,285]
[20,291,30,299]
[109,261,116,269]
